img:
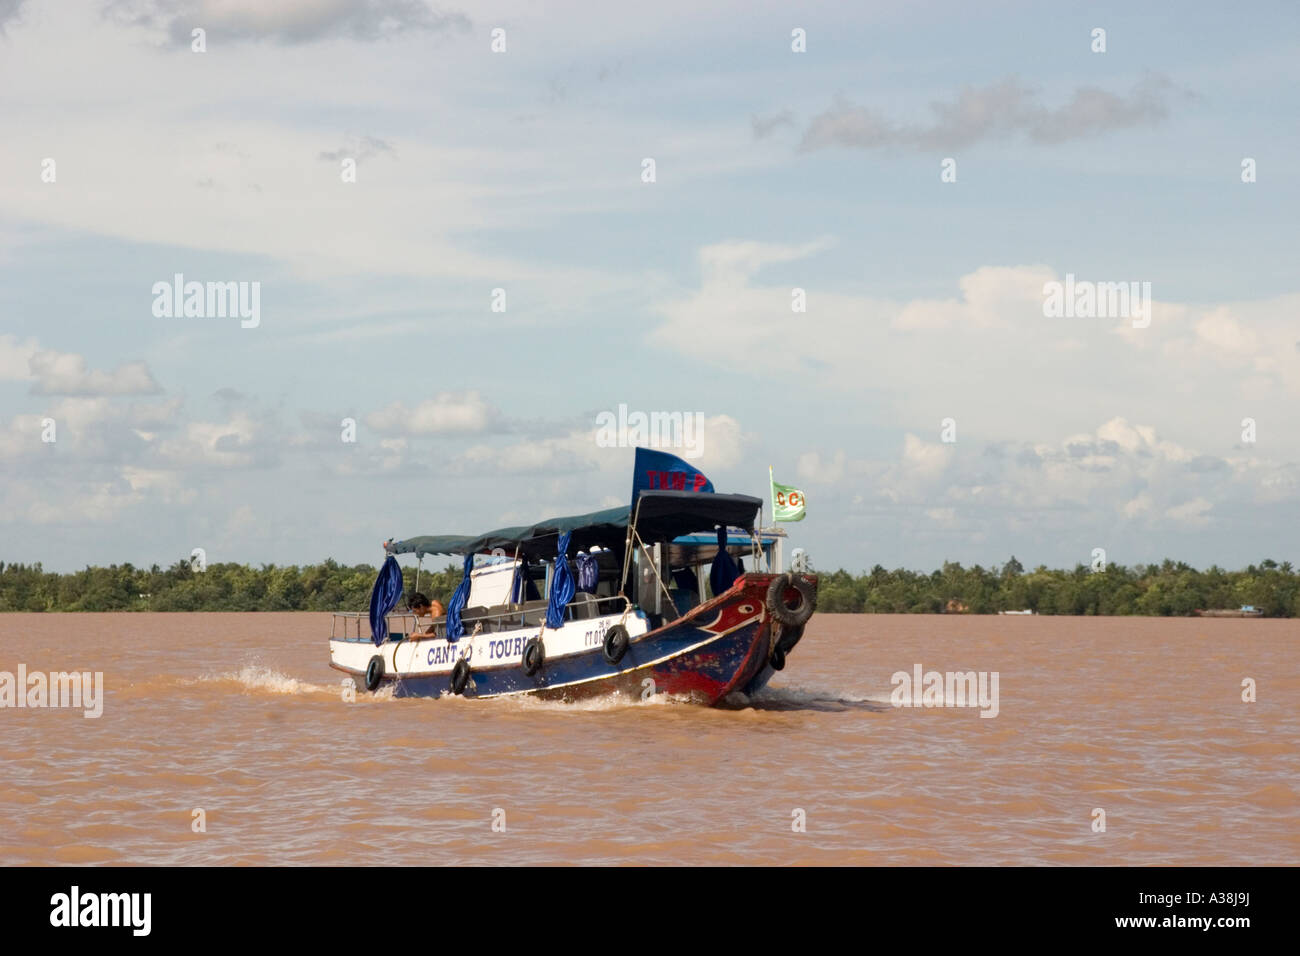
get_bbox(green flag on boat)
[769,467,806,522]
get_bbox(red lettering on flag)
[645,468,709,493]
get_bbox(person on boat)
[408,593,444,635]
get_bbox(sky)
[1,0,1298,574]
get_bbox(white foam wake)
[200,664,333,696]
[728,685,893,711]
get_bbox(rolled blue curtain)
[445,553,474,641]
[368,555,405,647]
[510,559,525,604]
[575,552,598,593]
[709,526,740,595]
[545,532,576,629]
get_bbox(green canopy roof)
[388,506,628,559]
[386,491,762,560]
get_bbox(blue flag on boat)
[368,555,404,647]
[630,447,714,508]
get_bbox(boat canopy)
[387,490,763,561]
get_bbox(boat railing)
[330,612,370,640]
[330,595,631,642]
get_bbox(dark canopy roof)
[387,491,762,560]
[631,490,761,540]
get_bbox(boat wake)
[195,664,335,697]
[499,689,692,713]
[723,686,894,712]
[184,665,890,713]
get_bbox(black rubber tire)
[450,659,471,695]
[602,625,629,665]
[775,622,806,655]
[769,644,787,671]
[522,637,544,676]
[767,574,816,628]
[363,655,384,692]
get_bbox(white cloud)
[449,412,746,478]
[652,242,1300,460]
[697,238,834,286]
[1,336,161,395]
[6,480,143,525]
[28,350,160,396]
[797,449,846,484]
[799,75,1181,152]
[794,418,1290,538]
[1165,497,1212,527]
[456,435,597,475]
[1123,493,1153,518]
[694,414,746,469]
[901,433,951,480]
[366,392,498,435]
[157,414,265,468]
[1194,308,1258,357]
[0,2,765,299]
[0,334,39,379]
[893,265,1053,330]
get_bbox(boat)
[998,609,1035,615]
[1194,606,1264,618]
[328,454,818,705]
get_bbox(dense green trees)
[1,556,1297,615]
[0,559,461,613]
[805,557,1300,616]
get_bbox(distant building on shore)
[1194,606,1264,618]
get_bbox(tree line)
[0,556,1297,616]
[0,559,461,613]
[814,557,1300,616]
